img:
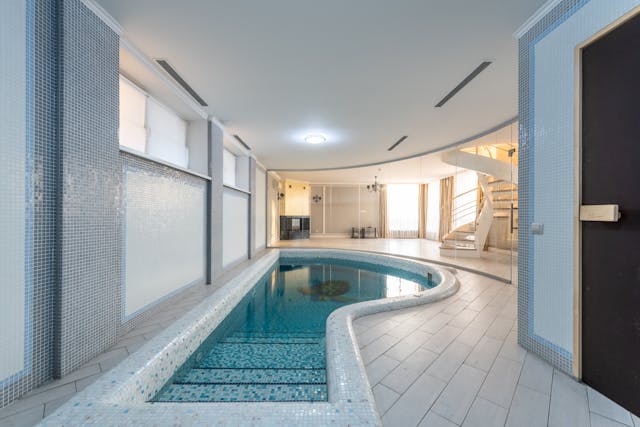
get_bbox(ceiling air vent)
[233,134,252,151]
[155,59,208,107]
[435,61,492,108]
[388,135,408,151]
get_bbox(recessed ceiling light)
[305,134,326,144]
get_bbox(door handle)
[579,204,621,222]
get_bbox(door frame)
[572,5,640,379]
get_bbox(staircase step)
[493,212,519,219]
[441,241,476,250]
[444,237,475,246]
[154,383,328,402]
[197,343,325,369]
[175,368,326,385]
[491,188,518,197]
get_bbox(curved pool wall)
[42,249,458,426]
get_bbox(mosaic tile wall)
[0,0,31,407]
[0,0,62,407]
[56,0,121,377]
[517,0,640,375]
[518,0,586,376]
[120,152,208,331]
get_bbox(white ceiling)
[277,121,517,184]
[96,0,543,170]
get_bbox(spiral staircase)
[439,145,518,258]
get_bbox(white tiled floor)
[0,249,637,427]
[354,269,639,427]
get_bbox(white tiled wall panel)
[0,0,27,382]
[222,189,249,267]
[124,168,206,317]
[255,168,267,250]
[519,0,640,372]
[532,0,640,357]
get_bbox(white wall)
[0,0,26,381]
[530,0,640,354]
[187,119,208,175]
[223,149,236,186]
[255,168,267,250]
[124,169,206,318]
[223,189,249,267]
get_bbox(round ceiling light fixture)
[304,134,326,144]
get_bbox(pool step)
[154,383,328,402]
[230,331,324,339]
[174,368,326,385]
[197,342,325,369]
[221,335,322,344]
[154,331,329,403]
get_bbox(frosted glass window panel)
[0,0,26,381]
[119,77,147,152]
[124,169,206,317]
[223,149,237,186]
[453,170,478,230]
[223,189,249,267]
[255,168,267,249]
[387,184,419,238]
[426,182,440,240]
[146,98,187,167]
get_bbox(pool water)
[152,258,436,403]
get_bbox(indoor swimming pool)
[152,258,437,402]
[44,250,457,425]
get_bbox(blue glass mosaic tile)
[176,368,326,385]
[198,342,326,370]
[154,383,328,403]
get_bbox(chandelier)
[366,176,381,192]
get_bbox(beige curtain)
[439,177,453,241]
[418,183,428,239]
[378,185,389,238]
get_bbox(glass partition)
[268,121,518,283]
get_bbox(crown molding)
[120,38,208,120]
[80,0,123,35]
[514,0,563,38]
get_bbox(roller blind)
[119,77,147,152]
[146,98,188,167]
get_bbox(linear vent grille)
[388,135,408,151]
[435,61,492,108]
[155,59,208,107]
[233,134,251,151]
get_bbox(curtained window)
[386,184,419,238]
[426,182,440,240]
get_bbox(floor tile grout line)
[546,368,555,426]
[500,343,528,426]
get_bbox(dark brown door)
[582,12,640,416]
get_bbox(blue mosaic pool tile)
[175,368,326,385]
[153,383,328,402]
[222,332,323,344]
[197,342,326,370]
